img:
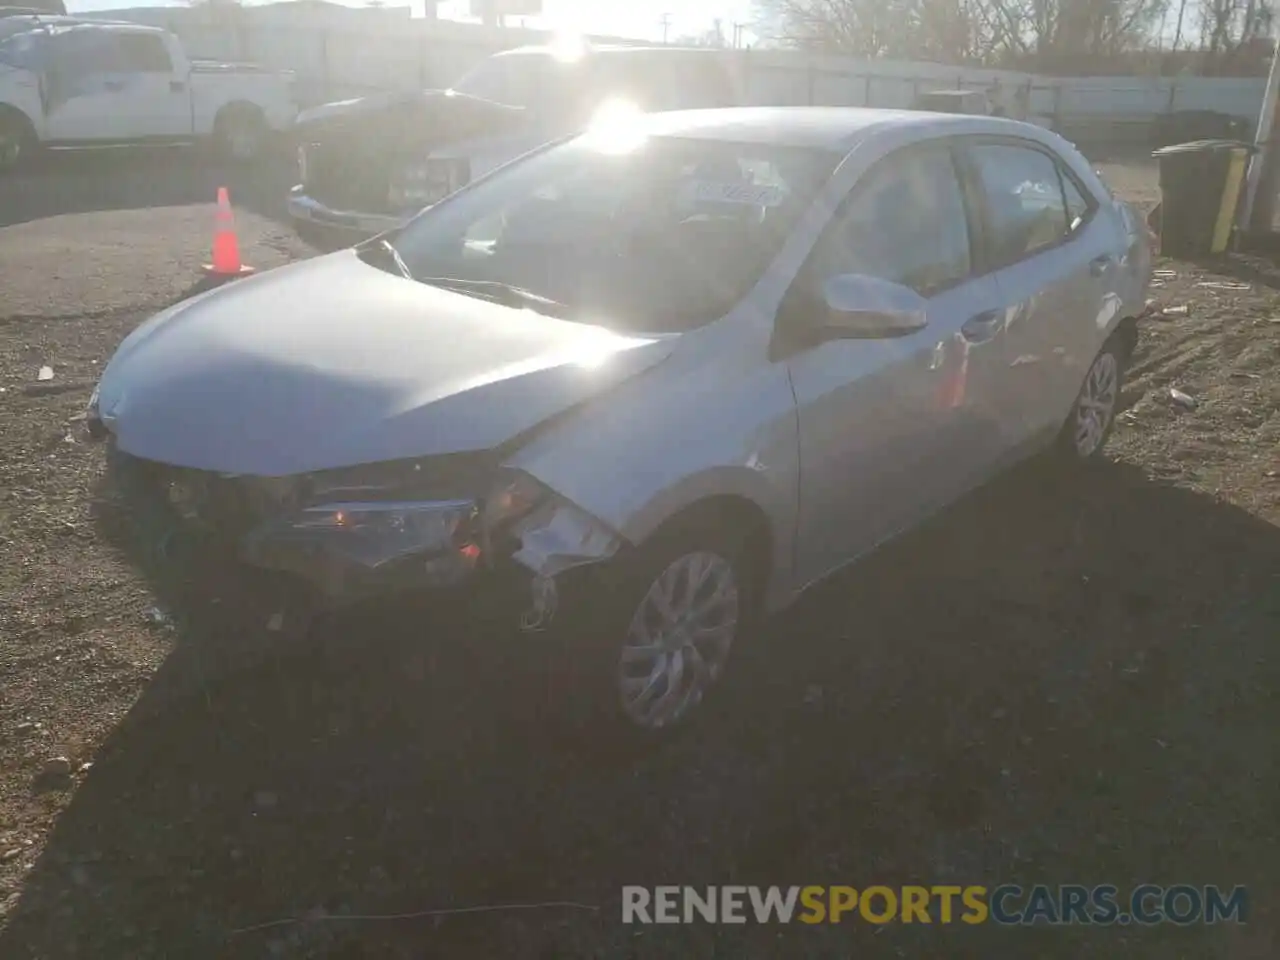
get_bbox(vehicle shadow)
[1,460,1276,958]
[0,146,298,231]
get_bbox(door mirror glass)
[820,273,928,338]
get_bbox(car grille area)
[299,140,393,213]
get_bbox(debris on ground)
[1169,387,1199,409]
[143,606,174,629]
[36,366,53,381]
[39,757,73,778]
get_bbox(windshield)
[389,133,838,333]
[0,27,43,66]
[450,51,575,113]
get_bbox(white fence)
[94,9,1271,144]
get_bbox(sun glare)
[548,30,589,62]
[581,98,648,155]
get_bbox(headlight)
[246,498,482,588]
[291,499,477,558]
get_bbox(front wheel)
[551,525,754,746]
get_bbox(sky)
[64,0,761,44]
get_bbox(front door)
[786,141,1011,588]
[44,29,189,142]
[110,30,190,138]
[42,29,129,142]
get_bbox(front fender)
[505,333,800,611]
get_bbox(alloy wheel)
[617,550,739,730]
[1073,350,1119,458]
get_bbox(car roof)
[629,106,1047,152]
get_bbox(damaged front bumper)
[287,187,407,245]
[102,445,624,638]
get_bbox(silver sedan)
[89,106,1152,740]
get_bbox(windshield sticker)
[682,181,786,207]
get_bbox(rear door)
[786,139,1012,586]
[957,137,1113,446]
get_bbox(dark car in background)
[286,42,746,248]
[0,1,66,16]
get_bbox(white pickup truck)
[0,17,296,171]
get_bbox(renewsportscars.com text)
[621,885,1249,926]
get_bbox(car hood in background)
[96,251,676,477]
[293,88,527,145]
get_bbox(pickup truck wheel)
[213,105,268,163]
[0,109,35,174]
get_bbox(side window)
[1060,169,1094,232]
[970,142,1070,265]
[115,33,172,73]
[809,144,972,296]
[48,30,126,75]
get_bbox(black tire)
[1054,334,1128,464]
[545,515,761,752]
[0,108,36,175]
[212,104,269,163]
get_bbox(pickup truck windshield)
[390,133,838,333]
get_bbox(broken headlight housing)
[481,470,622,581]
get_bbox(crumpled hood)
[96,251,675,476]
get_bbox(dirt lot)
[0,151,1277,959]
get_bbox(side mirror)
[819,273,929,339]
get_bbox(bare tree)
[755,0,1168,68]
[1197,0,1274,73]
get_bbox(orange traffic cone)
[202,187,254,278]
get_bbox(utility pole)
[1240,33,1280,234]
[658,12,670,43]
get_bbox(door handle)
[170,79,186,93]
[1089,254,1114,276]
[961,310,1003,343]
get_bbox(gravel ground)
[0,150,1277,959]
